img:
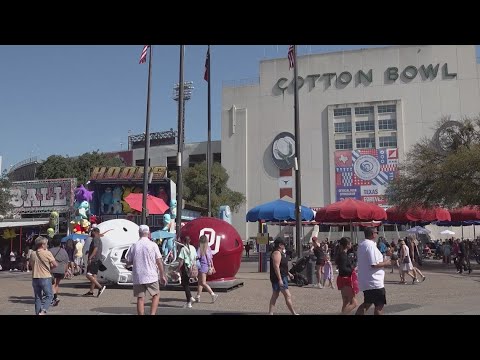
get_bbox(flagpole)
[206,45,212,217]
[176,45,185,235]
[141,45,153,225]
[293,45,302,259]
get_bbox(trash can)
[304,255,317,285]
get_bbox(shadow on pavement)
[9,296,34,304]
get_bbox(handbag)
[185,245,198,278]
[206,250,216,275]
[403,256,410,264]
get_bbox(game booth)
[87,166,176,229]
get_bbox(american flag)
[139,45,149,64]
[204,47,210,82]
[288,45,295,69]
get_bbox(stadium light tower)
[172,81,194,144]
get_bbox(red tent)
[449,206,480,221]
[386,206,451,223]
[315,198,387,223]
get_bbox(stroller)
[288,255,311,287]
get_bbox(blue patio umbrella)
[61,234,89,243]
[246,198,314,222]
[150,230,176,240]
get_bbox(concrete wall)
[132,141,221,168]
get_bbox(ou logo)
[199,228,224,255]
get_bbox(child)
[322,254,335,289]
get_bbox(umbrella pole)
[350,220,354,244]
[19,227,22,257]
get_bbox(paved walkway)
[1,257,479,315]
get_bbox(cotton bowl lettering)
[180,217,243,281]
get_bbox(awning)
[0,220,49,228]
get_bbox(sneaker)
[97,285,106,298]
[51,298,60,307]
[183,302,193,308]
[211,293,219,303]
[421,275,426,282]
[412,278,417,284]
[194,295,200,302]
[190,297,197,303]
[83,291,95,297]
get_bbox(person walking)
[335,237,359,314]
[268,238,298,315]
[126,225,168,315]
[29,236,57,315]
[355,227,392,316]
[194,235,219,303]
[48,235,70,307]
[245,243,251,258]
[83,227,106,297]
[176,235,198,308]
[311,237,325,288]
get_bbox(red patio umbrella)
[315,198,387,223]
[386,206,451,223]
[449,206,480,221]
[124,193,169,215]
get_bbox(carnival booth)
[87,166,176,229]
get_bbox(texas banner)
[335,148,398,205]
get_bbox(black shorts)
[363,288,387,307]
[52,273,65,280]
[86,261,100,275]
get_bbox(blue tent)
[61,234,89,243]
[150,230,176,240]
[246,199,314,222]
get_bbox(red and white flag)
[204,47,210,82]
[139,45,149,64]
[288,45,295,69]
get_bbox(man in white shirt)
[355,227,392,315]
[126,225,168,315]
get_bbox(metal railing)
[9,157,38,173]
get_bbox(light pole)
[172,81,194,145]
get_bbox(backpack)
[184,245,198,278]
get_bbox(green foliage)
[171,162,245,215]
[37,151,124,185]
[0,174,13,216]
[386,115,480,208]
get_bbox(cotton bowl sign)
[9,179,76,214]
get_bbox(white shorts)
[74,257,83,266]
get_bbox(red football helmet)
[180,217,243,281]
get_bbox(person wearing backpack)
[48,235,70,307]
[176,235,198,308]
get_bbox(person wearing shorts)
[268,238,298,315]
[355,227,392,316]
[126,225,167,315]
[83,228,106,298]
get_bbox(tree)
[386,115,480,208]
[170,161,246,215]
[0,173,13,216]
[37,151,124,184]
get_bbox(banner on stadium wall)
[334,148,398,205]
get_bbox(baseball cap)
[139,224,150,233]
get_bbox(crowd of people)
[269,230,478,315]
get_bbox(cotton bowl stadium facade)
[221,45,480,241]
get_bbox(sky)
[1,45,479,172]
